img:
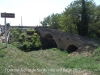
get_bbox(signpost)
[1,12,15,47]
[1,13,15,18]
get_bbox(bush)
[10,29,42,51]
[18,36,23,42]
[27,36,32,42]
[30,34,41,50]
[27,30,34,35]
[22,41,30,52]
[20,33,26,39]
[52,48,58,50]
[19,33,26,42]
[9,29,20,43]
[19,31,41,51]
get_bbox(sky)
[0,0,100,26]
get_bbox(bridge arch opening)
[67,44,78,53]
[43,34,53,39]
[42,33,57,49]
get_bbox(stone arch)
[66,44,78,53]
[42,33,57,49]
[43,33,53,39]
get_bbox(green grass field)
[0,43,100,75]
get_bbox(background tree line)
[40,0,100,39]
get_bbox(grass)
[0,43,100,75]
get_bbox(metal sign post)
[1,12,15,48]
[4,12,7,47]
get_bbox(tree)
[6,23,10,27]
[41,0,100,39]
[41,13,60,29]
[50,13,60,29]
[89,5,100,38]
[80,0,88,36]
[64,0,96,35]
[6,23,10,30]
[40,16,51,27]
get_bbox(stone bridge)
[34,27,97,53]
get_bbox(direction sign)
[1,13,15,18]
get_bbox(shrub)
[9,29,20,42]
[10,29,42,51]
[27,30,34,35]
[18,36,23,42]
[34,39,41,47]
[52,48,58,50]
[22,41,30,52]
[20,33,26,39]
[34,33,38,36]
[31,34,41,50]
[19,33,26,42]
[27,36,32,42]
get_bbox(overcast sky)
[0,0,100,26]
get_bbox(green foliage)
[34,32,38,36]
[27,30,34,35]
[41,0,100,39]
[6,23,10,30]
[40,17,49,27]
[30,33,41,50]
[18,36,23,42]
[20,33,26,42]
[20,33,26,38]
[52,48,59,50]
[22,41,30,52]
[27,36,32,41]
[10,29,41,52]
[34,37,41,47]
[9,29,20,43]
[6,23,10,27]
[91,46,100,62]
[89,5,100,38]
[80,0,88,36]
[41,13,60,29]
